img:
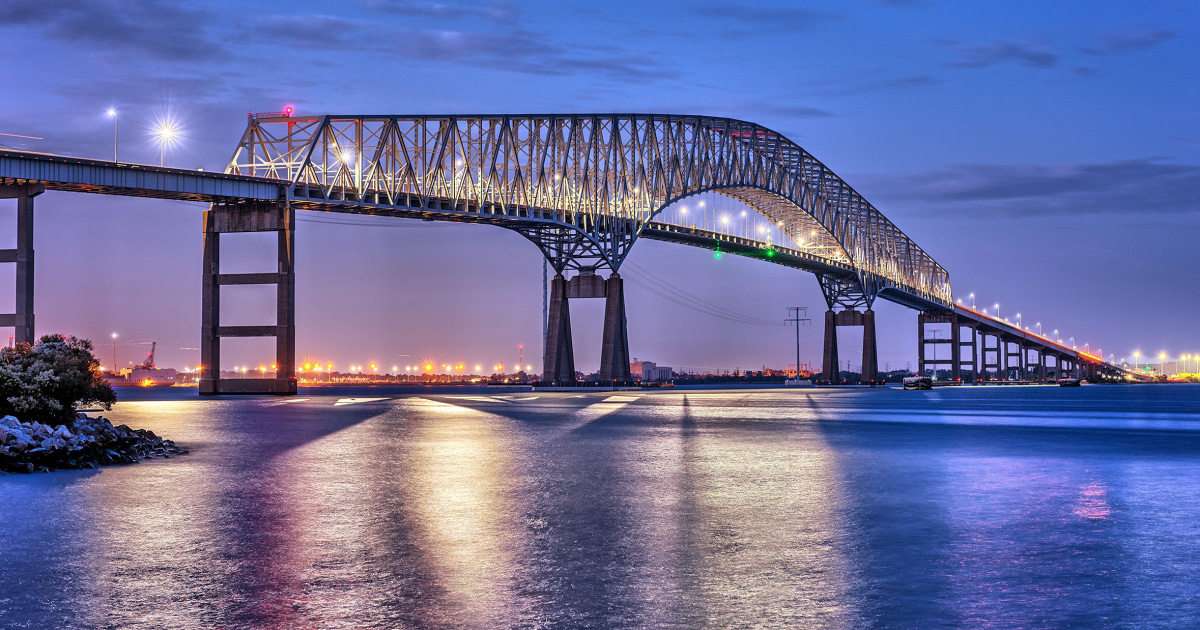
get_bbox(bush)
[0,334,116,425]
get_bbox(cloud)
[861,159,1200,217]
[0,0,219,61]
[691,4,832,38]
[945,39,1059,69]
[822,74,939,97]
[1082,29,1177,55]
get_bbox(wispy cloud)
[945,39,1059,69]
[0,0,220,61]
[1082,29,1177,55]
[691,4,833,39]
[862,159,1200,217]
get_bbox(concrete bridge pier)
[598,274,631,382]
[200,201,296,395]
[823,309,878,383]
[542,274,576,383]
[0,184,41,344]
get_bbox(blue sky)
[0,0,1196,374]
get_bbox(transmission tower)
[785,306,811,376]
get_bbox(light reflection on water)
[2,385,1200,628]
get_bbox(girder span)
[227,113,950,305]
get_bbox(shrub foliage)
[0,334,116,424]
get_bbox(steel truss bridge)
[0,113,1133,393]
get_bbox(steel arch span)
[227,113,951,308]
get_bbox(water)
[3,384,1200,629]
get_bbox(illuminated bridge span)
[0,113,1125,393]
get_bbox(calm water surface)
[2,384,1200,629]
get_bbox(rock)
[52,425,73,440]
[0,416,19,430]
[0,427,7,443]
[8,462,34,474]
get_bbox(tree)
[0,334,116,425]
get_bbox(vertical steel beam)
[599,273,630,382]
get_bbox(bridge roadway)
[0,141,1137,392]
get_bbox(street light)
[1134,351,1140,370]
[1054,329,1059,342]
[1036,322,1042,335]
[969,293,975,310]
[106,108,118,162]
[994,303,1000,320]
[154,122,177,166]
[1016,313,1022,328]
[1160,352,1167,376]
[110,332,118,372]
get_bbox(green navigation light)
[714,250,723,259]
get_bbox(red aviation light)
[285,107,293,117]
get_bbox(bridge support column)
[861,309,878,384]
[543,274,576,383]
[824,310,841,383]
[200,201,296,395]
[0,184,42,344]
[950,316,961,382]
[598,273,630,382]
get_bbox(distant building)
[631,360,673,382]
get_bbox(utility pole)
[785,306,810,377]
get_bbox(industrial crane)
[134,341,156,370]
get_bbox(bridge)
[0,113,1133,393]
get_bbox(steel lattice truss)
[227,113,951,306]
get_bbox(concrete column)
[950,316,961,382]
[275,205,296,388]
[542,274,575,383]
[1000,338,1008,381]
[14,191,35,344]
[199,209,220,395]
[598,273,630,382]
[824,309,841,383]
[861,308,878,383]
[971,326,979,382]
[1039,350,1047,382]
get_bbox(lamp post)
[155,122,177,166]
[1134,351,1140,370]
[1160,352,1167,376]
[994,303,1000,320]
[1016,313,1022,329]
[1036,322,1042,335]
[969,293,975,310]
[111,332,118,373]
[106,108,118,162]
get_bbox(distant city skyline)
[0,0,1195,373]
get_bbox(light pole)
[1134,351,1140,370]
[994,303,1000,320]
[1054,329,1060,343]
[111,332,118,373]
[106,108,118,162]
[1036,322,1042,335]
[155,122,177,166]
[1160,352,1167,376]
[969,293,975,310]
[1016,313,1022,329]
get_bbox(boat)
[903,376,933,390]
[1058,378,1082,387]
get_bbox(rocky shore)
[0,414,186,474]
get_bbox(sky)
[0,0,1196,375]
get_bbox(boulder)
[52,425,73,440]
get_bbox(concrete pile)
[0,414,186,474]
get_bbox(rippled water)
[3,384,1200,629]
